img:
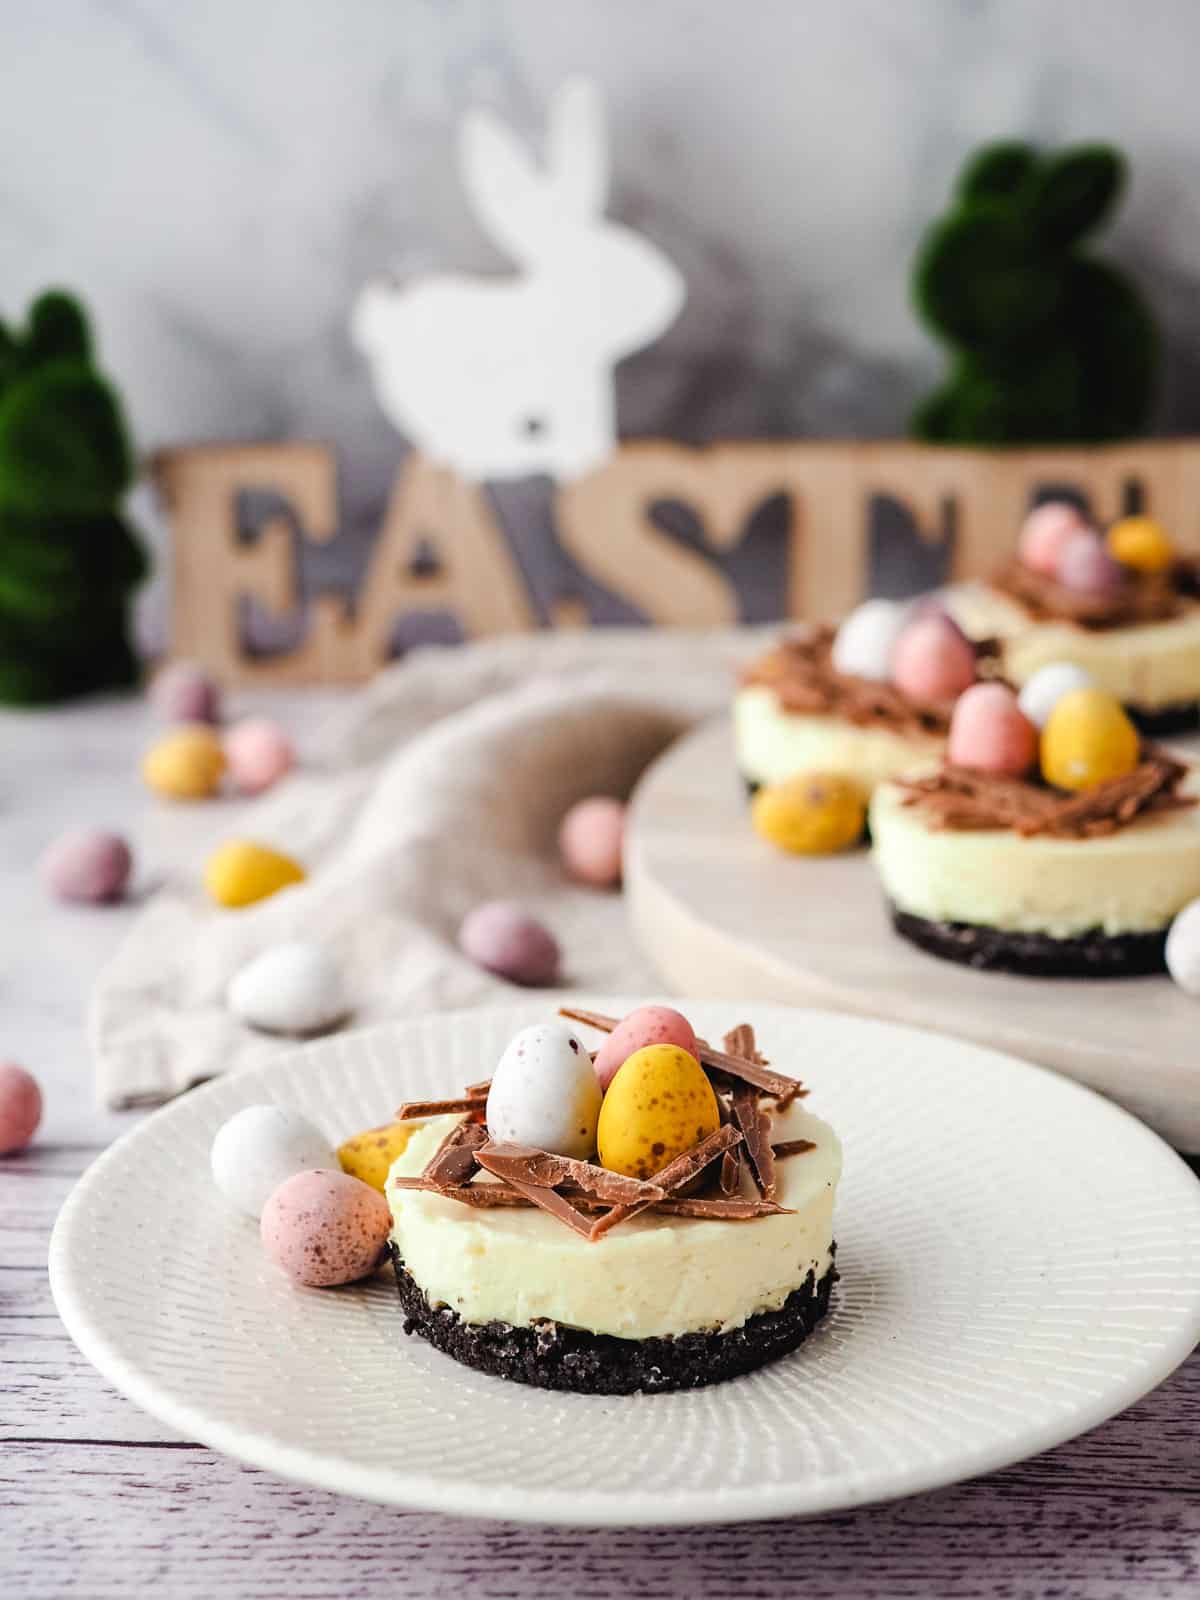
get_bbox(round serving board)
[625,716,1200,1150]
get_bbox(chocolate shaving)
[731,1084,777,1201]
[475,1142,665,1204]
[390,1176,788,1221]
[654,1195,790,1221]
[395,1093,488,1121]
[991,557,1194,630]
[722,1022,765,1065]
[895,749,1195,839]
[589,1124,742,1240]
[486,1173,597,1238]
[773,1139,817,1159]
[716,1095,742,1196]
[423,1120,488,1187]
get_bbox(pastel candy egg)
[459,901,560,986]
[890,613,977,703]
[947,683,1038,777]
[1018,501,1089,575]
[1017,662,1095,729]
[486,1021,602,1158]
[1041,687,1139,792]
[1107,516,1174,574]
[1166,900,1200,996]
[337,1122,417,1193]
[211,1104,338,1218]
[593,1005,699,1092]
[597,1044,720,1182]
[41,827,132,904]
[1057,531,1125,594]
[559,796,625,889]
[150,660,220,725]
[831,599,910,681]
[142,725,226,800]
[0,1063,42,1155]
[261,1168,392,1287]
[752,773,866,854]
[225,717,295,796]
[205,840,306,908]
[227,941,346,1035]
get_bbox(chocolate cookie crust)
[890,905,1167,978]
[390,1244,837,1395]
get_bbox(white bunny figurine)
[352,77,685,483]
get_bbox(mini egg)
[830,599,910,681]
[142,725,226,800]
[225,717,295,796]
[1166,900,1200,996]
[458,901,560,986]
[597,1044,720,1182]
[227,941,346,1036]
[559,796,625,889]
[0,1063,42,1155]
[593,1005,699,1092]
[947,683,1038,777]
[1017,662,1095,729]
[1040,687,1139,792]
[337,1121,416,1193]
[486,1021,602,1158]
[41,827,132,904]
[150,660,220,725]
[1018,501,1090,575]
[261,1168,392,1287]
[1057,531,1125,595]
[752,773,866,854]
[1107,516,1174,575]
[210,1103,338,1218]
[890,613,977,703]
[205,840,306,908]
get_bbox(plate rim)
[50,998,1200,1527]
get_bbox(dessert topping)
[597,1044,721,1181]
[752,772,867,855]
[946,683,1038,778]
[890,611,977,703]
[830,598,912,681]
[593,1004,698,1091]
[1040,687,1139,791]
[1017,662,1094,728]
[1107,516,1175,574]
[1017,501,1091,576]
[485,1022,602,1160]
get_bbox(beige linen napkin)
[91,629,763,1107]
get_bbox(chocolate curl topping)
[588,1124,742,1240]
[731,1083,777,1201]
[773,1138,817,1159]
[395,1093,488,1121]
[722,1022,765,1064]
[475,1143,666,1204]
[423,1119,488,1187]
[389,1177,789,1221]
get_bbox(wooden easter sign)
[153,436,1200,685]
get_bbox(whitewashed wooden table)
[3,694,1199,1599]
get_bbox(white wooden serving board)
[625,716,1200,1150]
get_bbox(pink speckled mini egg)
[225,718,295,796]
[947,683,1038,777]
[890,613,977,703]
[559,796,626,889]
[459,902,560,986]
[0,1063,42,1155]
[593,1005,699,1091]
[150,661,221,725]
[1018,502,1090,576]
[260,1168,391,1287]
[41,827,132,904]
[1056,531,1126,595]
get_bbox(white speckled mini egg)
[227,941,347,1036]
[1017,662,1095,729]
[1166,900,1200,997]
[211,1104,339,1218]
[486,1022,602,1159]
[830,599,910,681]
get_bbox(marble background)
[4,0,1200,642]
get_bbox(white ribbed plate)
[51,1000,1200,1527]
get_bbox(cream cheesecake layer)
[871,771,1200,937]
[387,1105,841,1340]
[734,684,943,793]
[949,583,1200,710]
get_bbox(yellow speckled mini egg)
[337,1121,416,1193]
[597,1044,719,1181]
[752,773,866,854]
[1040,687,1140,792]
[204,839,306,908]
[1106,516,1174,574]
[142,725,226,800]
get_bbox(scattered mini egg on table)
[1040,687,1139,792]
[593,1004,698,1092]
[225,717,295,796]
[261,1169,392,1287]
[1056,530,1125,594]
[752,772,866,854]
[947,683,1037,777]
[142,725,227,800]
[227,941,346,1036]
[1018,501,1090,575]
[597,1043,719,1181]
[41,826,132,904]
[0,1063,42,1155]
[1107,516,1174,574]
[337,1122,416,1193]
[205,840,306,908]
[211,1103,338,1218]
[486,1021,601,1159]
[1018,662,1094,729]
[459,901,560,986]
[559,796,626,889]
[889,611,977,702]
[1166,900,1200,996]
[830,597,910,681]
[150,660,221,725]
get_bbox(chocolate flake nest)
[991,556,1200,631]
[391,1013,815,1242]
